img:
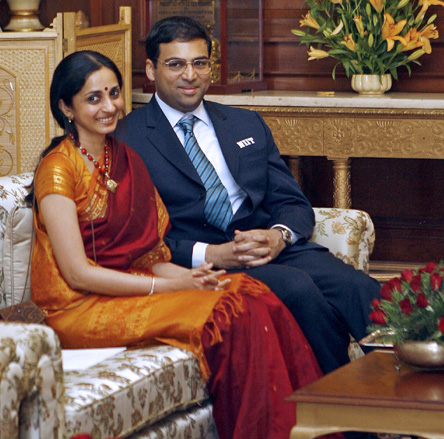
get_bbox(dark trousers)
[230,246,381,374]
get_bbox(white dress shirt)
[155,94,297,267]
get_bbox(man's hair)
[145,16,212,66]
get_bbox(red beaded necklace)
[68,133,118,193]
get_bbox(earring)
[68,118,73,124]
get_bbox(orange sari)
[32,137,266,379]
[31,137,324,439]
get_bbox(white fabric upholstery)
[0,322,65,439]
[312,208,375,273]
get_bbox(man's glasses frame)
[159,58,213,75]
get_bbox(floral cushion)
[0,322,65,439]
[312,207,375,273]
[63,345,209,439]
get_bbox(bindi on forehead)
[105,87,108,91]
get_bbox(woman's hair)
[145,16,212,67]
[25,50,123,206]
[51,50,123,137]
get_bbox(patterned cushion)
[0,322,65,439]
[312,208,375,273]
[63,345,209,439]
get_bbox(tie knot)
[178,116,196,134]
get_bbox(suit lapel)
[204,101,241,182]
[144,98,203,185]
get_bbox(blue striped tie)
[178,116,233,231]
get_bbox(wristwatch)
[273,226,294,247]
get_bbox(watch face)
[276,227,292,246]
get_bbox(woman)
[28,50,322,439]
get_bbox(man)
[115,15,381,375]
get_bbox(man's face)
[146,39,211,113]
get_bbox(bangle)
[148,277,156,295]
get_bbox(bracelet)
[148,277,156,295]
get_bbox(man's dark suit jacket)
[115,96,322,268]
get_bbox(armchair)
[0,173,375,439]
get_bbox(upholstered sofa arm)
[311,208,375,273]
[0,322,65,439]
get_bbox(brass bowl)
[394,341,444,369]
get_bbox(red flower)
[423,262,437,273]
[399,297,413,315]
[439,316,444,334]
[381,277,401,301]
[416,293,429,308]
[410,274,422,293]
[371,298,382,310]
[369,309,387,325]
[401,269,414,283]
[431,273,443,291]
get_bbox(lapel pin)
[236,137,255,148]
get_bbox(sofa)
[0,172,375,439]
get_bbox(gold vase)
[351,74,392,95]
[4,0,44,31]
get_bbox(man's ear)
[58,99,72,120]
[146,59,156,82]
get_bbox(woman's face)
[60,67,124,144]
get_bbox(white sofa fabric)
[0,173,375,439]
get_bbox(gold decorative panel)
[325,117,444,159]
[0,35,59,175]
[0,70,16,176]
[263,116,324,156]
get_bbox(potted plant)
[292,0,444,94]
[368,261,444,368]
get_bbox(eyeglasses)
[159,58,212,75]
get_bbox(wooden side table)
[288,350,444,439]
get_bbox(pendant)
[105,174,118,193]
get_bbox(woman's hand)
[171,262,231,291]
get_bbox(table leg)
[331,158,351,209]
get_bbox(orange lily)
[307,46,330,60]
[419,24,439,53]
[300,12,320,30]
[400,28,424,51]
[369,0,384,13]
[382,13,407,51]
[341,34,356,51]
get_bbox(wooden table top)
[288,350,444,411]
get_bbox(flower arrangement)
[369,261,444,344]
[292,0,444,79]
